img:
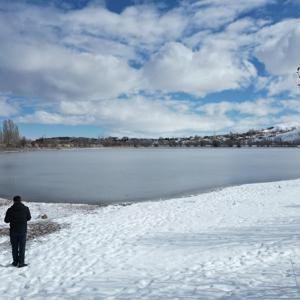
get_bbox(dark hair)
[13,195,21,202]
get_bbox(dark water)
[0,148,300,204]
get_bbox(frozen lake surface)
[1,147,300,204]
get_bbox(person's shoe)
[11,262,18,267]
[18,263,28,268]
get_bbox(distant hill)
[28,125,300,149]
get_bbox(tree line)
[0,119,299,149]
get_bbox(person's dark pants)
[9,232,27,265]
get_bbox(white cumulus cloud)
[255,19,300,95]
[144,39,256,96]
[0,96,19,117]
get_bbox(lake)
[1,148,300,205]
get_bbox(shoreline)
[1,176,300,207]
[1,144,300,154]
[2,176,300,205]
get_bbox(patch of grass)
[0,220,67,241]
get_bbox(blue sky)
[0,0,300,138]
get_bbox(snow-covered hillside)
[1,179,300,299]
[273,128,300,142]
[254,125,300,144]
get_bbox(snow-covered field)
[1,179,300,299]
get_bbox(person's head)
[13,195,22,203]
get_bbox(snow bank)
[1,179,300,299]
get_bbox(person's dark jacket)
[4,202,31,234]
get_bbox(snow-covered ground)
[1,179,300,299]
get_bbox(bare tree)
[0,125,3,144]
[2,119,20,146]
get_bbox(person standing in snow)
[4,195,31,268]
